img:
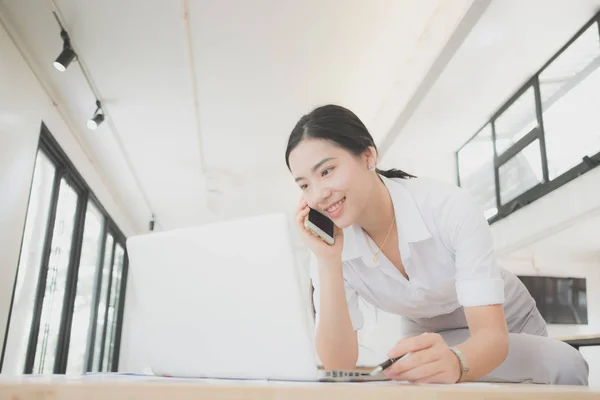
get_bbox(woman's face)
[288,139,376,228]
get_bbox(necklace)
[363,215,396,264]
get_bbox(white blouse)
[310,175,505,331]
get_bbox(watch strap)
[449,346,469,383]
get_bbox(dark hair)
[285,104,415,180]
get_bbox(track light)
[53,30,76,72]
[87,100,105,130]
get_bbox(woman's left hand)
[384,332,462,384]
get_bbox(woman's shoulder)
[392,176,483,230]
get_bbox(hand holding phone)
[305,208,335,245]
[296,198,343,261]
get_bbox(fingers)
[295,206,310,229]
[295,197,310,230]
[387,360,444,382]
[388,332,439,359]
[333,225,343,240]
[385,347,441,377]
[385,333,461,384]
[296,197,308,213]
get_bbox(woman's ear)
[363,146,378,169]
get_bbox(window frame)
[457,12,600,224]
[0,123,129,374]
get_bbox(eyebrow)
[294,157,336,182]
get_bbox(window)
[1,125,128,375]
[91,234,114,372]
[33,178,80,374]
[494,86,538,154]
[539,21,600,180]
[498,138,544,205]
[66,202,104,374]
[457,124,497,218]
[1,152,56,374]
[457,12,600,223]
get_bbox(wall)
[380,151,458,185]
[0,21,134,367]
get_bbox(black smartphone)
[304,208,335,246]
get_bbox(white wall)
[0,21,134,367]
[380,150,458,185]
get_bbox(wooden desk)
[0,375,599,400]
[558,334,600,350]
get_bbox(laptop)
[121,213,386,382]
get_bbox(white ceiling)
[0,0,479,233]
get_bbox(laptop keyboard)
[324,371,367,378]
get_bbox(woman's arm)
[314,258,359,370]
[455,304,509,380]
[383,184,509,383]
[382,305,508,383]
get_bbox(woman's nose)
[318,186,333,204]
[306,185,332,208]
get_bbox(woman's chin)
[332,216,354,230]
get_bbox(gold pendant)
[373,255,379,263]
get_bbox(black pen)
[369,353,410,376]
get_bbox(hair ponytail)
[375,168,416,180]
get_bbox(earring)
[368,164,376,171]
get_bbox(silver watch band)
[449,346,469,382]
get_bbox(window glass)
[3,152,56,374]
[498,140,544,204]
[66,202,105,374]
[494,86,538,154]
[539,22,600,179]
[457,124,497,218]
[33,179,79,374]
[92,234,114,372]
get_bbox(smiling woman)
[283,104,589,386]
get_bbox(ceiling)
[0,0,478,234]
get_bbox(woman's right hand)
[295,197,344,262]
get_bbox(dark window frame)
[457,12,600,224]
[0,123,129,374]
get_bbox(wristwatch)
[449,346,469,383]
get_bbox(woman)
[285,104,589,385]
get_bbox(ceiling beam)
[378,0,493,157]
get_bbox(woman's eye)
[300,184,308,191]
[322,167,334,177]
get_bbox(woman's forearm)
[455,329,509,381]
[314,259,358,370]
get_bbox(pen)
[369,353,410,376]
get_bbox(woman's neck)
[356,176,395,238]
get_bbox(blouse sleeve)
[440,188,505,308]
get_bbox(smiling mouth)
[325,197,345,213]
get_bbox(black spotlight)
[53,30,76,72]
[87,100,105,130]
